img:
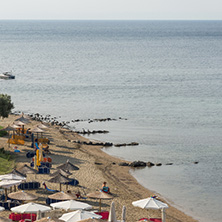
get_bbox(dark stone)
[194,161,199,164]
[166,163,173,165]
[147,162,155,167]
[130,161,147,167]
[94,162,103,165]
[118,162,129,166]
[156,163,162,166]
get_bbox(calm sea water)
[0,20,222,221]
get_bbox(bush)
[0,126,7,137]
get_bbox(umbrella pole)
[4,188,7,201]
[162,208,166,222]
[99,199,101,212]
[14,185,16,192]
[60,183,62,191]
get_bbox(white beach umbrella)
[11,202,51,213]
[0,173,26,181]
[0,179,23,201]
[108,201,117,222]
[50,200,92,211]
[0,206,5,212]
[0,179,23,188]
[59,210,102,222]
[132,197,168,222]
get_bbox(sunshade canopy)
[132,197,169,209]
[108,201,117,222]
[17,164,37,174]
[8,190,37,201]
[48,173,71,184]
[31,127,44,133]
[15,115,31,124]
[50,200,92,211]
[0,173,26,181]
[87,191,113,200]
[0,179,22,188]
[11,202,51,213]
[50,169,72,178]
[37,124,49,129]
[59,210,102,222]
[0,125,15,131]
[57,159,79,171]
[14,121,25,126]
[10,169,27,178]
[48,191,75,200]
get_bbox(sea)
[0,20,222,222]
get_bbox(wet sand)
[0,115,197,221]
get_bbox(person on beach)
[101,181,110,193]
[34,139,39,150]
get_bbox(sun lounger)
[95,211,109,220]
[18,182,40,190]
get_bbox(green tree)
[0,94,14,119]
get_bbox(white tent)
[108,202,117,222]
[50,200,92,211]
[59,210,102,222]
[0,173,26,181]
[11,202,51,213]
[0,206,5,212]
[132,197,168,222]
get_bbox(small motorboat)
[0,71,15,79]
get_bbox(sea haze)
[0,20,222,222]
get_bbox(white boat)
[0,72,15,79]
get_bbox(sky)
[0,0,222,20]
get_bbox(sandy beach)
[0,114,198,222]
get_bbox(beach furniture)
[95,211,109,220]
[18,182,40,190]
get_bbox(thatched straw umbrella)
[0,124,19,147]
[48,173,72,191]
[87,191,113,212]
[50,169,72,178]
[17,164,38,180]
[11,168,27,178]
[8,190,38,203]
[31,127,44,140]
[57,159,79,171]
[37,124,49,129]
[15,114,31,124]
[48,191,76,201]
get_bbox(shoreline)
[0,114,198,221]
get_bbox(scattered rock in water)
[114,142,139,147]
[166,163,173,165]
[130,161,147,167]
[156,163,162,166]
[194,161,199,164]
[147,162,155,167]
[118,162,129,166]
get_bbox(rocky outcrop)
[114,142,139,147]
[130,161,147,167]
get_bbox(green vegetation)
[0,125,7,137]
[0,94,14,119]
[0,147,14,174]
